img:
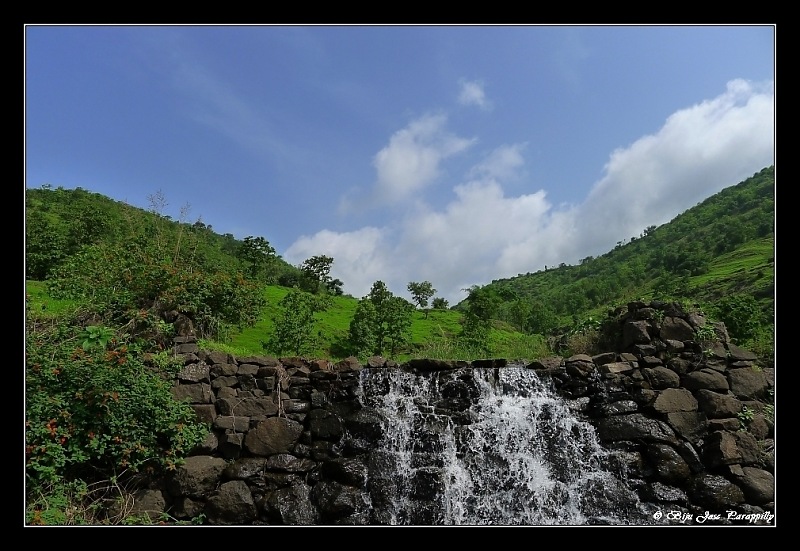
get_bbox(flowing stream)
[358,365,648,525]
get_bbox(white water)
[359,365,644,525]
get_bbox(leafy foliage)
[299,254,338,294]
[237,235,277,281]
[407,281,436,317]
[47,240,264,345]
[524,300,559,335]
[708,294,764,344]
[459,285,501,354]
[25,186,119,280]
[37,190,268,346]
[25,309,209,492]
[383,296,415,356]
[25,184,299,289]
[78,325,116,351]
[264,289,331,356]
[347,299,378,357]
[348,281,414,357]
[454,166,774,353]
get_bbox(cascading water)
[358,364,648,526]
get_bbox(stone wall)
[130,300,774,526]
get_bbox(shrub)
[47,240,265,343]
[710,294,763,343]
[25,310,209,495]
[561,328,602,356]
[744,326,775,368]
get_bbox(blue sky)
[24,25,775,305]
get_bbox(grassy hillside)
[25,185,301,283]
[464,167,774,338]
[687,236,774,303]
[25,165,774,362]
[205,285,549,362]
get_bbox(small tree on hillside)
[458,285,499,355]
[347,281,413,357]
[327,278,345,296]
[348,299,377,357]
[384,296,415,355]
[407,281,436,319]
[525,300,559,336]
[237,236,277,280]
[711,294,763,343]
[265,289,330,356]
[299,255,335,294]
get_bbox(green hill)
[25,166,774,362]
[217,284,548,362]
[457,166,774,352]
[25,185,300,282]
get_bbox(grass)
[223,286,360,358]
[687,236,774,321]
[207,285,550,362]
[19,280,628,364]
[221,287,466,361]
[25,280,76,316]
[692,237,773,291]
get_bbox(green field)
[25,280,76,316]
[217,285,548,362]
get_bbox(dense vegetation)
[456,166,774,360]
[24,166,774,524]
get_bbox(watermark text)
[652,509,774,525]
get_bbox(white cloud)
[571,78,775,259]
[468,143,527,182]
[284,227,392,300]
[396,180,554,301]
[369,113,476,207]
[287,79,774,307]
[458,79,493,111]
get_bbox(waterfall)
[358,365,647,526]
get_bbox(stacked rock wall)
[130,300,774,526]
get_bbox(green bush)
[47,239,265,344]
[744,326,775,368]
[711,294,763,343]
[25,311,209,495]
[264,289,330,356]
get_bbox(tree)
[265,289,330,356]
[237,236,277,280]
[299,255,335,294]
[384,296,414,355]
[461,285,501,320]
[348,300,377,357]
[66,204,110,252]
[432,297,449,310]
[458,285,499,354]
[327,278,345,296]
[347,281,413,357]
[366,281,393,354]
[367,280,392,310]
[407,281,436,318]
[221,233,239,255]
[25,208,69,280]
